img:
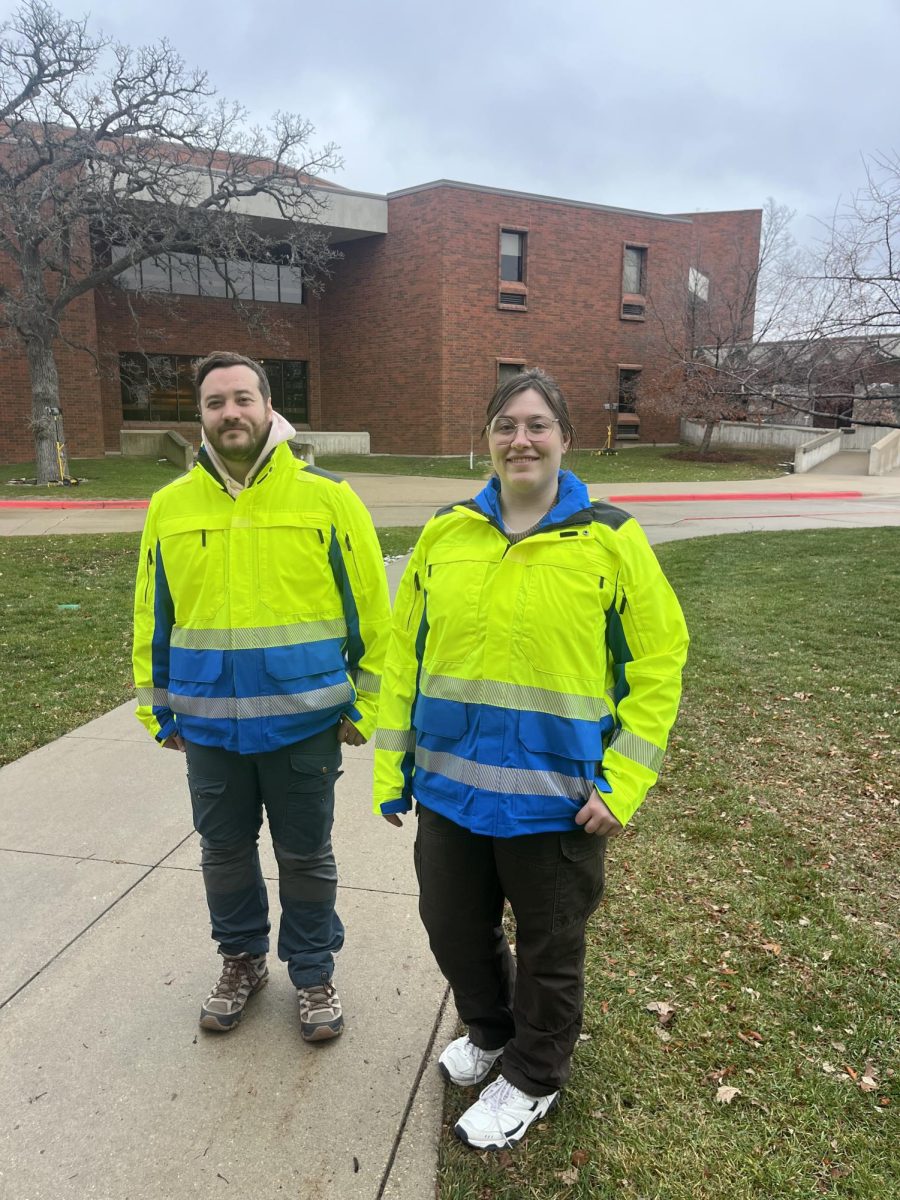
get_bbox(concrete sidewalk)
[2,467,899,536]
[0,556,457,1200]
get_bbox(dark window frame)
[498,226,528,311]
[120,352,309,424]
[621,244,648,321]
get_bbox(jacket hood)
[202,409,297,498]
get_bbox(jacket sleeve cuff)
[154,715,178,744]
[379,798,412,815]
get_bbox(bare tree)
[647,199,812,454]
[0,1,340,482]
[817,151,900,336]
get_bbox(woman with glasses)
[373,367,688,1151]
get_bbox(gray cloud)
[39,0,900,239]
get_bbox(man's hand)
[337,716,367,746]
[162,734,186,752]
[575,794,623,837]
[382,813,403,828]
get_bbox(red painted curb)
[607,491,865,503]
[0,498,149,510]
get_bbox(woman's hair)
[194,351,271,403]
[483,367,577,447]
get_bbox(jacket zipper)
[407,571,421,630]
[143,547,153,602]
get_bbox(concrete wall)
[870,429,900,475]
[793,431,842,473]
[681,420,817,450]
[120,429,193,470]
[838,425,895,450]
[290,432,369,454]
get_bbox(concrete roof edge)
[387,179,693,222]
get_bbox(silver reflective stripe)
[169,681,354,720]
[608,730,664,772]
[416,748,589,800]
[136,687,170,707]
[375,727,416,753]
[354,670,381,694]
[420,669,609,723]
[170,619,347,651]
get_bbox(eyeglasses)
[488,417,560,444]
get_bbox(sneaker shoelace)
[211,958,250,997]
[298,983,336,1014]
[480,1076,522,1113]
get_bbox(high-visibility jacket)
[373,470,688,835]
[133,443,392,754]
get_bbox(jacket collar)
[472,469,591,530]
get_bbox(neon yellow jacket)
[133,444,392,753]
[373,471,688,834]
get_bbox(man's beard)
[207,422,270,464]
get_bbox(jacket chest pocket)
[423,558,490,667]
[521,562,609,683]
[255,511,338,619]
[158,518,228,624]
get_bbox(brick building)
[0,178,761,462]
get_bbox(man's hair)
[483,367,577,447]
[194,351,271,403]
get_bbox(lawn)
[318,446,789,484]
[437,529,898,1200]
[0,456,184,499]
[0,528,895,1199]
[0,446,788,502]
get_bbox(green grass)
[317,446,789,484]
[0,526,421,765]
[0,447,787,501]
[437,529,899,1200]
[0,456,185,499]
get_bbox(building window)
[616,367,642,440]
[617,367,641,413]
[500,230,526,282]
[111,246,304,305]
[688,267,709,301]
[498,228,528,311]
[621,244,647,320]
[497,360,525,384]
[120,353,309,424]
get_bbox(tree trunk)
[699,419,716,455]
[25,336,69,485]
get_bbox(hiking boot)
[438,1034,504,1086]
[297,978,343,1042]
[454,1074,559,1150]
[199,951,268,1031]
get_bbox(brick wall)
[319,184,762,454]
[94,286,320,452]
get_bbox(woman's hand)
[337,716,366,746]
[382,813,404,828]
[575,794,623,837]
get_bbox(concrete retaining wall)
[793,431,842,473]
[681,419,817,450]
[119,429,194,471]
[870,429,900,475]
[291,431,370,454]
[838,425,895,451]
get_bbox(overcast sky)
[39,0,900,242]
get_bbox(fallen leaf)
[655,1028,672,1042]
[761,942,781,956]
[859,1076,878,1093]
[843,1065,858,1081]
[570,1149,590,1167]
[646,1000,677,1026]
[715,1086,741,1104]
[555,1167,579,1184]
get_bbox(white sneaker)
[438,1034,504,1086]
[454,1074,559,1150]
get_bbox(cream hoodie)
[202,410,297,499]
